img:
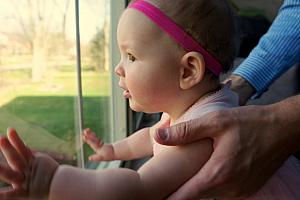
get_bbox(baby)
[0,0,299,199]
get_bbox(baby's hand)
[82,128,115,162]
[0,128,59,200]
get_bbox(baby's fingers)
[88,154,104,162]
[83,128,96,137]
[7,128,33,163]
[0,186,25,199]
[84,138,103,153]
[0,137,27,172]
[0,187,16,199]
[83,133,103,152]
[0,164,24,185]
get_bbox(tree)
[88,3,110,72]
[89,28,105,71]
[10,0,70,82]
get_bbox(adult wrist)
[228,74,256,105]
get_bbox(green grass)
[0,96,110,139]
[0,96,110,156]
[0,70,111,161]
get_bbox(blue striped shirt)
[233,0,300,97]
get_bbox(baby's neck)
[168,82,221,125]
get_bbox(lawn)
[0,70,111,163]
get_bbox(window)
[0,0,127,169]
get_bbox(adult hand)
[154,104,296,199]
[0,128,59,200]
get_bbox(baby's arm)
[0,128,143,200]
[83,127,152,161]
[50,166,143,200]
[50,138,212,200]
[137,138,213,199]
[83,115,170,161]
[0,128,211,200]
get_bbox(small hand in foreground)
[0,128,59,200]
[82,128,114,162]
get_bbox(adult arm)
[155,94,300,199]
[232,0,300,99]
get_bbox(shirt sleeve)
[233,0,300,97]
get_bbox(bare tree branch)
[53,0,70,34]
[11,0,33,50]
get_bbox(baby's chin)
[129,101,159,114]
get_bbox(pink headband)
[128,0,222,76]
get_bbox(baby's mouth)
[123,89,131,98]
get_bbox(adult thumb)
[154,117,213,146]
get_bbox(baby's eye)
[127,53,136,62]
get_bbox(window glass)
[0,0,77,165]
[0,0,112,168]
[79,0,112,166]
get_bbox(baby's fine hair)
[147,0,239,73]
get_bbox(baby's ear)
[179,52,205,90]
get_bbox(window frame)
[93,0,128,169]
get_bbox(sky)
[0,0,108,44]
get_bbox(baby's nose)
[114,64,125,77]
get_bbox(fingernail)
[157,128,168,141]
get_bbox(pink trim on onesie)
[128,0,223,76]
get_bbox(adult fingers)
[7,128,33,163]
[154,113,221,146]
[0,164,24,185]
[0,137,27,172]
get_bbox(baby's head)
[115,0,238,115]
[130,0,238,74]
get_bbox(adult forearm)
[266,94,300,153]
[233,0,300,96]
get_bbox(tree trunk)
[32,29,47,82]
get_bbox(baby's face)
[115,9,185,113]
